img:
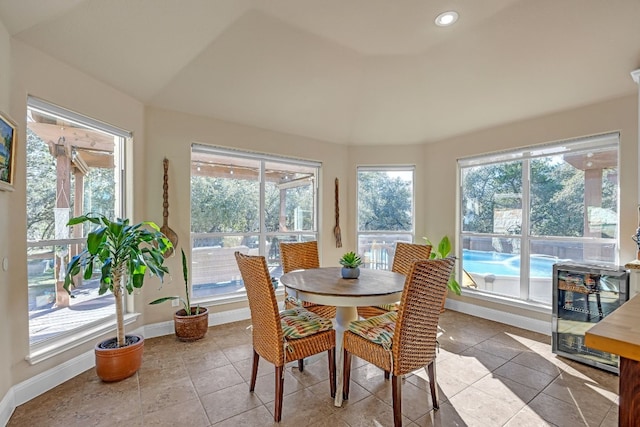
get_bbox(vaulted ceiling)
[1,0,639,145]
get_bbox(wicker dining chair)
[280,241,337,319]
[235,252,336,422]
[343,257,455,427]
[357,242,432,319]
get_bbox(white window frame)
[356,166,416,270]
[190,144,320,304]
[26,96,131,363]
[457,132,620,309]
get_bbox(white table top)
[280,267,405,307]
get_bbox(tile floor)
[8,310,619,426]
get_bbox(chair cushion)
[280,308,333,339]
[285,295,318,309]
[348,311,398,349]
[374,303,399,312]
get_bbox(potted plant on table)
[150,248,209,341]
[340,251,362,279]
[64,213,172,382]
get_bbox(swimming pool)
[462,249,561,278]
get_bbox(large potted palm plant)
[64,213,172,382]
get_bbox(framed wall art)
[0,110,16,192]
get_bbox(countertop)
[585,294,640,362]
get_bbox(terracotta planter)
[174,306,209,341]
[94,334,144,382]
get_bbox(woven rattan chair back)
[343,257,456,426]
[356,242,432,319]
[280,241,320,273]
[391,242,432,276]
[234,252,284,366]
[280,241,336,318]
[392,257,455,375]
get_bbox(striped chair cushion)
[375,303,399,312]
[285,295,318,308]
[280,308,333,339]
[348,311,398,349]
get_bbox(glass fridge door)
[552,263,628,373]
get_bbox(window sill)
[26,313,141,365]
[192,287,284,307]
[459,288,551,315]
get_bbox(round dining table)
[280,266,406,407]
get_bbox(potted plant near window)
[150,248,209,341]
[64,213,172,382]
[424,235,461,311]
[340,251,362,279]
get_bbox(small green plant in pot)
[339,251,362,279]
[150,248,209,341]
[423,235,461,295]
[64,213,172,381]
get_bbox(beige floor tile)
[527,392,601,427]
[414,401,481,426]
[474,335,529,360]
[305,378,340,406]
[288,353,332,387]
[473,374,539,404]
[220,342,255,362]
[143,398,210,426]
[329,375,372,405]
[183,348,232,375]
[212,404,278,426]
[448,384,527,426]
[493,361,558,392]
[140,376,199,414]
[192,362,246,396]
[407,362,470,402]
[599,405,618,427]
[232,354,275,382]
[459,345,511,371]
[200,382,264,424]
[336,394,411,427]
[504,406,558,426]
[251,370,305,404]
[273,388,338,426]
[377,377,439,421]
[541,371,616,423]
[437,352,498,385]
[350,363,392,395]
[7,309,624,427]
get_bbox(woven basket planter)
[174,307,209,341]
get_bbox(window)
[190,145,319,300]
[357,167,415,270]
[26,97,128,347]
[459,133,619,306]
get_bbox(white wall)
[0,15,13,403]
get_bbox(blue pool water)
[462,249,560,278]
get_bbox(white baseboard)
[0,307,252,426]
[0,389,14,427]
[445,298,552,336]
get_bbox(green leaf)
[149,296,179,305]
[86,228,106,254]
[438,236,451,258]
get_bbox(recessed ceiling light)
[435,11,459,27]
